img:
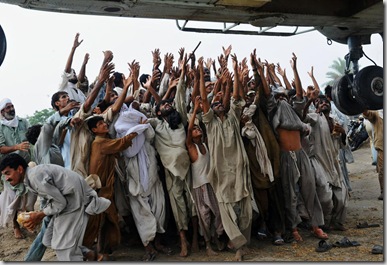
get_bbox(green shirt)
[0,117,31,163]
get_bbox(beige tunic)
[202,98,252,249]
[201,98,251,203]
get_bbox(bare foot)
[292,229,303,242]
[233,249,244,261]
[206,247,219,256]
[13,227,25,239]
[180,239,189,257]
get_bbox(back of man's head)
[26,124,42,145]
[324,85,333,100]
[113,72,124,87]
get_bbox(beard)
[164,109,182,130]
[3,110,15,120]
[68,78,78,84]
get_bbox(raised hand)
[222,45,232,59]
[99,62,115,82]
[290,52,297,69]
[102,50,114,63]
[277,63,286,77]
[205,58,213,70]
[307,66,314,78]
[152,48,161,68]
[83,53,90,65]
[73,33,83,49]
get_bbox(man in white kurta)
[303,95,349,230]
[147,72,192,257]
[202,98,252,252]
[115,103,166,259]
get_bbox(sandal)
[272,235,285,246]
[315,240,333,252]
[257,228,268,240]
[356,222,380,229]
[142,251,157,261]
[333,237,360,248]
[371,245,383,254]
[155,245,174,255]
[313,228,328,239]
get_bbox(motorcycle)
[347,117,369,151]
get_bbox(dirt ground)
[0,141,383,262]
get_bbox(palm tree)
[322,57,347,88]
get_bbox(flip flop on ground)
[371,245,383,254]
[333,237,361,247]
[315,240,333,252]
[356,222,380,229]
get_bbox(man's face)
[1,166,23,186]
[205,82,214,94]
[1,103,16,120]
[211,101,225,116]
[316,98,331,113]
[192,125,203,138]
[109,92,118,103]
[92,120,109,134]
[275,93,288,102]
[55,93,69,110]
[159,101,173,116]
[68,69,78,84]
[138,90,145,103]
[245,92,256,105]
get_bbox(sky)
[0,3,384,118]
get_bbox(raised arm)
[252,52,271,98]
[222,70,232,111]
[268,62,283,87]
[307,66,321,94]
[143,70,162,104]
[290,52,304,99]
[198,57,210,114]
[64,33,83,74]
[231,53,241,101]
[77,53,89,83]
[277,62,292,90]
[111,70,132,115]
[83,62,115,113]
[186,95,201,148]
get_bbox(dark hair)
[96,99,113,113]
[287,88,296,98]
[51,91,68,110]
[210,101,222,109]
[139,74,151,88]
[113,72,123,87]
[155,99,173,118]
[0,153,28,172]
[324,85,332,99]
[315,94,331,106]
[25,124,42,145]
[87,116,104,132]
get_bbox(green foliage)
[26,108,55,126]
[322,57,360,89]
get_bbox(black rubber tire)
[331,74,365,116]
[353,65,383,110]
[0,25,6,67]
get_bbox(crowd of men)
[0,33,383,261]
